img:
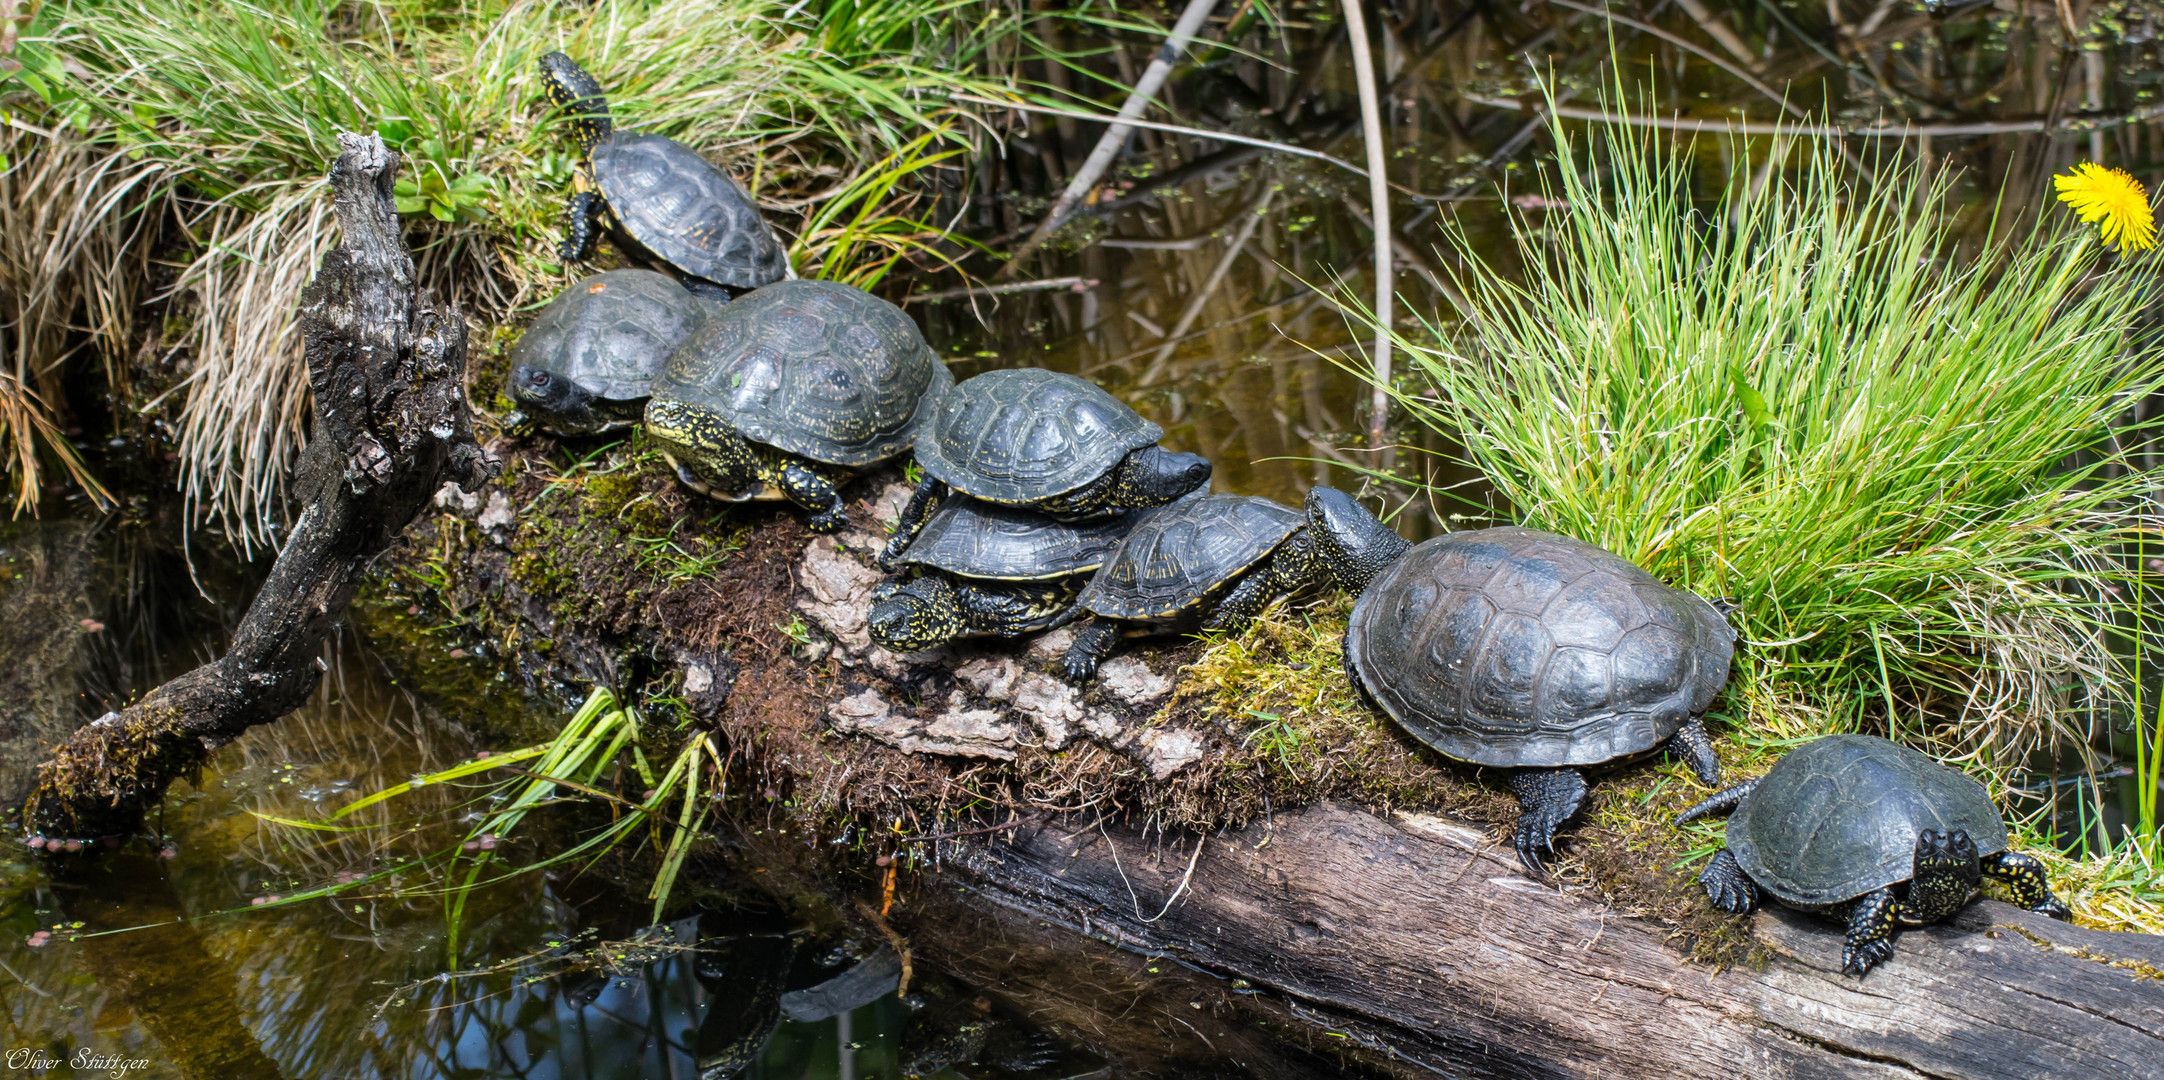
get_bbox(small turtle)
[869,498,1136,652]
[1307,486,1735,873]
[898,972,1064,1079]
[881,368,1211,566]
[538,52,788,299]
[1061,493,1323,683]
[505,269,710,437]
[1677,733,2071,977]
[643,279,950,533]
[691,932,794,1077]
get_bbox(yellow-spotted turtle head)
[1305,485,1412,595]
[1904,828,1982,922]
[538,51,612,154]
[868,577,966,653]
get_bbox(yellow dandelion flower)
[2054,162,2157,252]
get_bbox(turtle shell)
[591,131,789,290]
[914,368,1162,503]
[510,269,706,402]
[1728,734,2009,906]
[1346,527,1733,770]
[652,279,950,466]
[1078,494,1302,621]
[896,498,1136,581]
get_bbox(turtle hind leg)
[1840,887,1901,977]
[1506,767,1588,876]
[1981,851,2073,921]
[560,189,603,262]
[1697,848,1760,915]
[1676,778,1759,825]
[1661,714,1721,785]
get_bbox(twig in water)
[1137,191,1274,385]
[908,277,1094,303]
[996,0,1221,279]
[1461,92,2164,137]
[1340,0,1393,455]
[898,820,1025,842]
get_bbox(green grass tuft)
[1380,114,2162,780]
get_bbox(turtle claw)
[1842,939,1894,978]
[1506,768,1588,878]
[1697,849,1759,915]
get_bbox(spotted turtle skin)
[897,499,1135,582]
[590,132,788,290]
[1345,526,1735,770]
[1725,734,2009,906]
[507,270,706,434]
[652,279,950,467]
[916,368,1163,504]
[1078,494,1303,622]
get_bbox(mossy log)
[22,133,495,837]
[365,450,2164,1079]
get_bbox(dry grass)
[5,0,1018,538]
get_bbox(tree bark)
[932,802,2164,1080]
[22,133,494,839]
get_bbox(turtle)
[643,279,951,533]
[504,269,711,437]
[868,497,1137,652]
[897,970,1065,1079]
[1676,733,2072,977]
[538,52,789,300]
[1306,485,1736,874]
[879,368,1211,567]
[1060,493,1324,683]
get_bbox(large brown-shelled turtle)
[1677,733,2071,976]
[868,498,1136,652]
[505,269,711,437]
[538,53,788,299]
[880,368,1210,566]
[643,279,950,533]
[1061,493,1323,683]
[1307,486,1735,873]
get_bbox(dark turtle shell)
[896,498,1135,581]
[652,279,949,466]
[592,131,789,290]
[914,369,1162,503]
[1728,734,2009,906]
[510,269,705,402]
[1078,494,1301,621]
[1346,527,1733,770]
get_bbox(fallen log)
[22,133,494,838]
[928,803,2164,1080]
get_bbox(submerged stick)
[1137,191,1272,386]
[22,134,496,839]
[1341,0,1393,455]
[993,0,1219,279]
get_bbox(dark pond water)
[11,1,2164,1076]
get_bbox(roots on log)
[22,133,494,837]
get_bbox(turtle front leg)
[778,460,848,534]
[1506,767,1588,875]
[1839,887,1901,977]
[1981,851,2073,920]
[1661,714,1721,786]
[560,189,604,262]
[879,475,947,568]
[1059,617,1118,685]
[1697,848,1759,914]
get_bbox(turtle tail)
[1675,778,1757,825]
[538,52,613,150]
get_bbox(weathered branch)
[22,133,495,839]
